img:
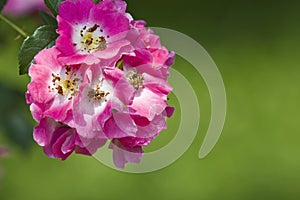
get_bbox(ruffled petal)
[130,88,167,121]
[109,139,143,169]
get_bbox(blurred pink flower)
[0,146,9,158]
[0,145,9,179]
[3,0,46,16]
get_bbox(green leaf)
[0,0,7,12]
[93,0,100,3]
[0,84,33,150]
[44,0,64,16]
[39,10,57,26]
[18,25,58,75]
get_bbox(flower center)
[126,71,144,90]
[78,24,107,53]
[88,84,110,103]
[49,66,80,100]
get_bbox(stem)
[0,14,28,38]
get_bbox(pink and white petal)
[97,97,134,138]
[34,47,62,69]
[33,117,57,147]
[75,135,107,155]
[113,112,137,136]
[30,104,44,122]
[73,86,109,139]
[74,111,103,139]
[109,139,143,169]
[51,131,73,160]
[93,39,131,59]
[141,29,162,49]
[58,0,94,24]
[100,0,127,13]
[133,63,168,79]
[90,1,129,36]
[103,68,124,83]
[103,116,128,138]
[44,97,73,124]
[61,131,76,154]
[123,49,152,67]
[28,64,55,104]
[56,16,76,56]
[96,100,115,129]
[131,20,147,28]
[104,69,135,104]
[130,88,167,121]
[150,48,170,66]
[135,113,167,139]
[58,54,100,66]
[143,73,172,95]
[99,41,134,67]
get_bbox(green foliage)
[44,0,64,16]
[18,25,58,75]
[0,84,33,150]
[0,0,7,12]
[39,10,57,26]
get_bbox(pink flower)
[122,55,173,121]
[111,106,174,168]
[56,0,133,66]
[104,111,171,141]
[34,117,106,160]
[3,0,46,16]
[72,65,128,139]
[131,20,162,49]
[128,21,175,78]
[102,60,175,168]
[0,146,9,158]
[123,48,174,79]
[0,145,9,180]
[26,47,87,124]
[25,0,175,169]
[103,64,171,133]
[108,112,171,168]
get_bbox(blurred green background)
[1,0,300,199]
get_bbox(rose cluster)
[26,0,174,168]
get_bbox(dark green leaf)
[3,112,33,150]
[18,25,58,75]
[0,84,33,150]
[39,10,57,26]
[0,0,7,12]
[93,0,100,3]
[44,0,64,16]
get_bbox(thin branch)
[0,14,28,38]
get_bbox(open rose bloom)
[26,0,174,168]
